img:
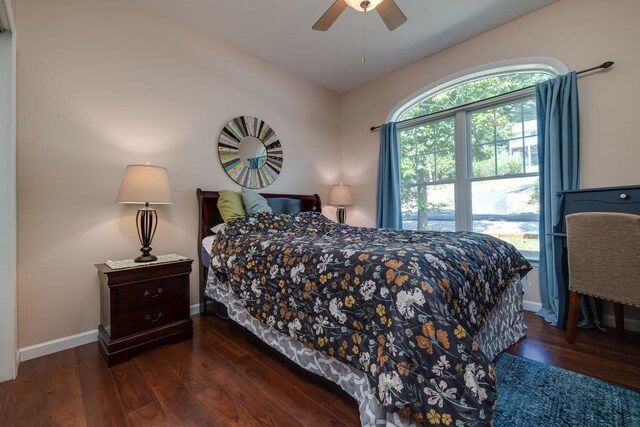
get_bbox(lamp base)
[134,252,157,263]
[336,206,347,224]
[134,204,158,263]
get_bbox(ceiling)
[132,0,557,93]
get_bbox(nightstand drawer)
[118,276,185,311]
[118,302,186,336]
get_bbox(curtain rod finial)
[602,61,614,69]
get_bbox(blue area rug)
[494,353,640,426]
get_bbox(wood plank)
[326,397,361,427]
[189,347,304,427]
[231,354,346,426]
[184,317,218,358]
[239,332,345,408]
[160,342,219,396]
[194,387,262,427]
[1,356,49,427]
[301,411,349,427]
[127,401,167,427]
[202,315,345,408]
[75,343,129,427]
[133,348,215,426]
[161,340,285,426]
[197,318,248,362]
[45,349,87,426]
[0,379,15,423]
[110,360,157,414]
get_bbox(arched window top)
[399,71,552,121]
[391,58,568,122]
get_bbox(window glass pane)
[524,136,539,173]
[400,72,552,121]
[401,185,418,227]
[400,117,454,185]
[472,143,496,178]
[435,150,455,181]
[470,98,537,178]
[470,110,495,145]
[472,176,539,253]
[401,184,455,232]
[416,153,436,183]
[497,140,525,175]
[435,119,455,151]
[495,103,523,140]
[523,99,537,125]
[399,128,418,185]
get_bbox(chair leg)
[566,291,581,344]
[613,303,624,337]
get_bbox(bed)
[196,189,531,426]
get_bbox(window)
[397,68,557,260]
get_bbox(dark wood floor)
[1,311,638,426]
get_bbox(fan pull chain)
[361,3,367,63]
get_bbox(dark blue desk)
[553,184,640,327]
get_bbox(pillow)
[210,223,226,234]
[217,190,246,222]
[241,188,273,214]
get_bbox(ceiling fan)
[313,0,407,32]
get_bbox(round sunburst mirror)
[217,116,283,189]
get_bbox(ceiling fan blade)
[376,0,407,31]
[312,0,348,31]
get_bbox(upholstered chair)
[565,212,640,343]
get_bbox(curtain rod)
[369,61,614,132]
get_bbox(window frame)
[397,80,550,262]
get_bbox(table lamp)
[116,164,174,262]
[328,183,353,224]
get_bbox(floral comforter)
[210,212,531,426]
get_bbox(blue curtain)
[536,72,580,328]
[376,122,402,229]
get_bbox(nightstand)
[96,258,194,366]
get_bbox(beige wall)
[16,0,341,347]
[339,0,640,321]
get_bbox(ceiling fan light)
[344,0,384,12]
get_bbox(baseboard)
[602,314,640,333]
[190,303,200,316]
[19,330,98,362]
[523,300,640,332]
[19,304,202,362]
[523,300,542,312]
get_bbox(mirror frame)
[217,115,283,188]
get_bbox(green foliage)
[400,73,550,121]
[399,72,547,233]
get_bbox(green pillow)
[217,190,246,222]
[241,188,273,214]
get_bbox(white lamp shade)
[328,184,353,206]
[116,164,174,205]
[345,0,384,12]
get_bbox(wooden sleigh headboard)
[196,189,322,314]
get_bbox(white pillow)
[210,223,226,234]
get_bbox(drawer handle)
[145,312,164,323]
[620,193,628,199]
[144,288,163,298]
